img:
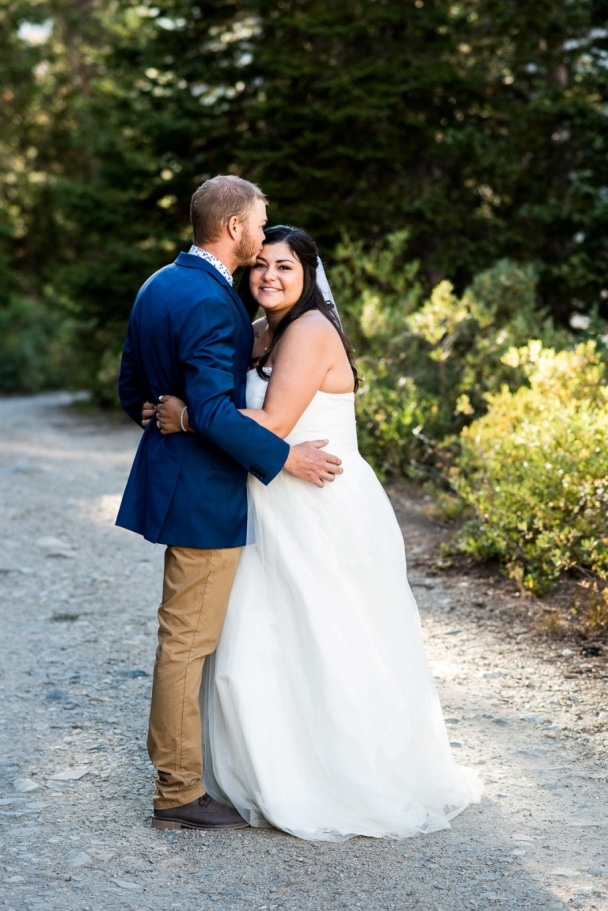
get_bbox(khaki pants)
[147,544,242,809]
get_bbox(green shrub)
[332,238,570,478]
[0,294,88,393]
[332,232,429,477]
[452,341,608,593]
[355,367,433,478]
[329,230,423,348]
[90,346,123,408]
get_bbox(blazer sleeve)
[118,321,149,426]
[180,296,289,485]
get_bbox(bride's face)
[249,242,304,320]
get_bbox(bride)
[152,225,482,841]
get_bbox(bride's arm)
[241,313,333,438]
[155,314,336,438]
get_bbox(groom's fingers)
[309,439,342,465]
[322,457,343,475]
[309,440,342,480]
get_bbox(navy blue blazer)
[116,252,289,548]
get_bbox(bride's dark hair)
[238,225,359,391]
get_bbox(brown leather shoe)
[152,794,249,830]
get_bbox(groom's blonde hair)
[190,175,267,244]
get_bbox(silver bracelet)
[180,406,188,433]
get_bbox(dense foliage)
[331,236,570,478]
[452,341,608,593]
[331,240,608,594]
[0,295,86,392]
[1,0,608,394]
[2,1,608,594]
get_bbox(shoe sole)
[151,816,249,830]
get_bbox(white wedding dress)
[201,370,482,841]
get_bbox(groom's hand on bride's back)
[284,440,342,488]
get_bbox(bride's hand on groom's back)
[140,395,185,434]
[156,395,186,434]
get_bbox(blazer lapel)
[175,252,253,336]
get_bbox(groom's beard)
[235,227,261,268]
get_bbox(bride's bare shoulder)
[286,311,339,341]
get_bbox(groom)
[117,175,342,830]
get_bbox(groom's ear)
[228,216,240,240]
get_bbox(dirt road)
[1,392,607,911]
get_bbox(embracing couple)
[116,175,481,842]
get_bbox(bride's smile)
[250,241,304,321]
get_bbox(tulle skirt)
[201,433,482,841]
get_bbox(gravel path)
[1,391,607,911]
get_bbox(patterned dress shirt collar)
[188,244,233,286]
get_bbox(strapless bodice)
[246,370,359,452]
